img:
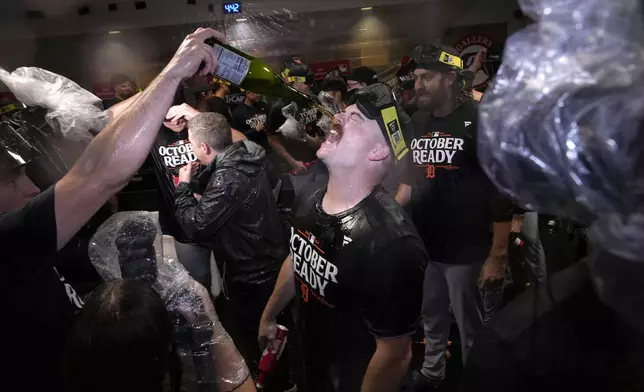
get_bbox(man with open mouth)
[259,83,429,392]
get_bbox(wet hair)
[65,279,181,392]
[188,112,233,151]
[321,76,348,94]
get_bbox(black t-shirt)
[402,102,511,264]
[151,126,198,242]
[289,185,428,392]
[232,101,270,150]
[102,96,123,109]
[0,187,84,391]
[266,99,322,163]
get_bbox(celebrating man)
[260,83,428,392]
[172,112,288,373]
[398,44,515,390]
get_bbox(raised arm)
[53,27,226,250]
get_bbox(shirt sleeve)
[359,236,428,338]
[0,186,58,269]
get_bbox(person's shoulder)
[291,182,325,219]
[0,186,57,260]
[366,188,423,241]
[459,100,479,118]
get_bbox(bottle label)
[213,45,251,86]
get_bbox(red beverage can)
[256,324,289,389]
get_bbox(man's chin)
[316,142,337,161]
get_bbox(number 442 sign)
[223,2,242,14]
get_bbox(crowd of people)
[1,5,643,391]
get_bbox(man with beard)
[102,74,137,109]
[397,44,514,391]
[259,83,428,392]
[0,27,225,391]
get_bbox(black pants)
[216,279,293,391]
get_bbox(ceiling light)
[236,18,247,22]
[361,6,373,10]
[108,30,121,34]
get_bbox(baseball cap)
[411,43,464,72]
[348,66,378,86]
[282,58,314,84]
[350,83,409,161]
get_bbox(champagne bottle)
[204,39,333,117]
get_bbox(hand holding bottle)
[165,28,228,81]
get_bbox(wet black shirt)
[266,99,322,163]
[289,185,428,392]
[0,187,84,391]
[232,101,270,150]
[402,102,513,264]
[151,126,198,243]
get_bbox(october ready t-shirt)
[232,101,270,150]
[151,126,198,242]
[402,102,501,264]
[288,185,427,392]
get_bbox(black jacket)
[174,141,288,285]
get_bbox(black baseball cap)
[282,58,315,84]
[411,44,464,72]
[348,66,378,86]
[350,83,409,161]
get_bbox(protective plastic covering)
[477,0,644,330]
[0,67,108,141]
[89,211,249,391]
[277,101,307,140]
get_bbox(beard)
[415,87,447,111]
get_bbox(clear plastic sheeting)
[89,211,249,391]
[477,0,644,331]
[278,101,307,140]
[478,0,644,247]
[316,91,340,135]
[0,67,108,141]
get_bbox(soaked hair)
[188,112,233,151]
[65,280,181,392]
